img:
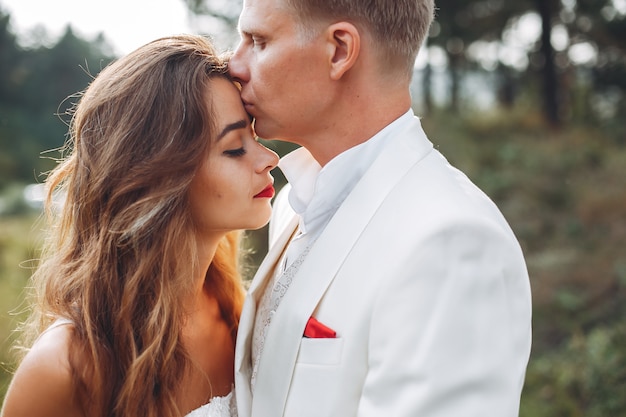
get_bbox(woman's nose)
[257,143,279,173]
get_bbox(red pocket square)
[304,316,337,338]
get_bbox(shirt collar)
[278,109,415,236]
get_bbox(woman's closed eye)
[223,147,246,157]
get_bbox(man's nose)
[229,45,248,84]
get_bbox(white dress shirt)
[279,109,416,266]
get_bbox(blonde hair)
[286,0,435,77]
[19,35,245,417]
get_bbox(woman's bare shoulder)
[1,323,84,417]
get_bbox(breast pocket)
[287,338,345,417]
[296,337,344,365]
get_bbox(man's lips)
[243,101,255,114]
[254,184,275,199]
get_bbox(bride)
[1,35,278,417]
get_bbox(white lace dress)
[185,391,237,417]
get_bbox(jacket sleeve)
[358,220,532,417]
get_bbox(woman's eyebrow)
[217,119,248,140]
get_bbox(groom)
[229,0,532,416]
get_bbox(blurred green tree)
[0,12,114,188]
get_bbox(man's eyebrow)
[217,119,248,140]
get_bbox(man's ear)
[326,22,360,81]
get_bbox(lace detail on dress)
[185,391,237,417]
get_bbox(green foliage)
[0,11,115,189]
[521,321,626,417]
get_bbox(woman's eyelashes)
[223,147,246,157]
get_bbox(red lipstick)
[254,184,275,199]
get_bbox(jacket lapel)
[235,213,299,417]
[251,117,434,416]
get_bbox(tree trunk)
[422,59,432,114]
[497,64,516,109]
[536,0,561,127]
[448,52,462,113]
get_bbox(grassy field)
[0,214,43,398]
[1,111,624,413]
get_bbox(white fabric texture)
[185,391,237,417]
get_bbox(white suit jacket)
[235,117,532,417]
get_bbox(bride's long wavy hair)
[18,35,245,417]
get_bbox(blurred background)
[0,0,624,414]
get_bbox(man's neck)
[305,93,411,166]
